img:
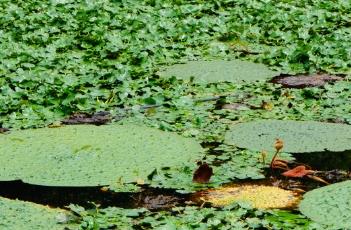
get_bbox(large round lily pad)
[157,60,279,83]
[0,124,203,187]
[299,180,351,228]
[0,197,75,229]
[224,120,351,153]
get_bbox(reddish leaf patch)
[193,162,213,183]
[282,166,314,178]
[0,127,9,133]
[271,74,343,88]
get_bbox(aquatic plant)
[0,124,203,191]
[158,60,279,83]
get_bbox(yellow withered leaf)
[195,183,301,209]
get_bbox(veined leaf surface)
[225,120,351,153]
[157,60,279,83]
[0,124,203,190]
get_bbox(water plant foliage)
[70,204,313,229]
[0,0,350,228]
[299,180,351,228]
[0,124,203,189]
[225,120,351,153]
[157,60,279,83]
[0,0,350,129]
[0,197,75,229]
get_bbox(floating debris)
[62,111,111,125]
[221,103,250,110]
[0,127,9,133]
[271,74,343,88]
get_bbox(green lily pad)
[299,180,351,228]
[224,120,351,153]
[157,60,279,83]
[0,124,203,189]
[0,197,75,229]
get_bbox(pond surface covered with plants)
[0,0,351,229]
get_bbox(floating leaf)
[195,183,301,209]
[0,197,75,229]
[225,120,351,153]
[299,180,351,228]
[0,124,203,191]
[272,74,343,88]
[282,166,314,178]
[157,60,279,83]
[192,162,213,183]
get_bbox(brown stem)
[270,150,280,169]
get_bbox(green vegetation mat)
[1,0,350,229]
[1,0,350,129]
[70,204,315,229]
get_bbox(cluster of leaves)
[69,203,316,230]
[1,0,350,129]
[145,145,275,193]
[1,0,351,228]
[117,78,351,144]
[217,80,351,125]
[218,0,351,73]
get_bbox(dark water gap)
[0,181,189,210]
[292,150,351,171]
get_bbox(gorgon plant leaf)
[0,197,76,230]
[0,124,203,191]
[299,180,351,229]
[157,60,279,83]
[224,120,351,153]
